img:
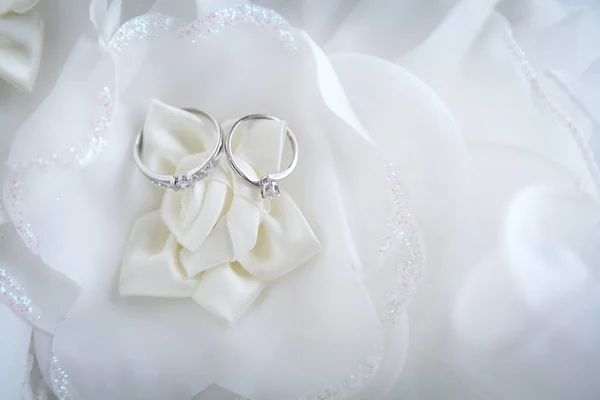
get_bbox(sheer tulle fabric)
[0,305,32,399]
[1,0,599,399]
[2,3,419,398]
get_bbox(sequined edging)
[504,27,600,195]
[295,162,424,399]
[9,180,39,254]
[11,87,114,171]
[297,344,383,400]
[0,268,41,322]
[180,4,297,50]
[108,14,175,53]
[380,162,425,322]
[50,356,80,400]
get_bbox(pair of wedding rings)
[133,109,298,200]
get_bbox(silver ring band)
[133,107,223,191]
[225,114,298,199]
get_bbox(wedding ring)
[133,107,222,191]
[225,114,298,199]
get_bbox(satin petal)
[191,263,266,324]
[119,210,199,298]
[238,192,321,281]
[0,10,43,91]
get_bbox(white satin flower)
[120,99,321,324]
[1,2,426,399]
[0,0,43,91]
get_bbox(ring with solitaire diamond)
[225,114,298,200]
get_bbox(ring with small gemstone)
[225,114,298,199]
[133,107,223,191]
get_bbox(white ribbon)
[0,0,43,92]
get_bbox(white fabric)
[120,99,320,323]
[2,6,401,399]
[329,52,468,244]
[0,226,80,334]
[0,0,38,14]
[0,304,32,400]
[6,34,115,169]
[0,9,43,91]
[89,0,122,48]
[1,0,600,399]
[386,1,600,399]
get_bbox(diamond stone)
[174,176,191,190]
[151,179,168,189]
[260,176,281,199]
[192,170,204,180]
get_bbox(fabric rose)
[1,0,600,400]
[1,1,425,399]
[120,99,320,323]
